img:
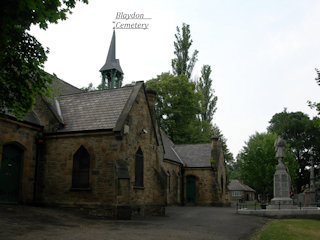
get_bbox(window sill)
[70,187,91,192]
[133,186,144,190]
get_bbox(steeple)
[100,30,124,89]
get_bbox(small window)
[232,191,242,197]
[72,146,90,188]
[135,147,144,187]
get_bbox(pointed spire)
[100,30,124,89]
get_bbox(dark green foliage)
[146,73,234,166]
[146,73,202,144]
[238,132,298,198]
[268,110,320,192]
[227,159,241,181]
[149,22,233,163]
[171,23,198,79]
[308,68,320,115]
[0,0,88,119]
[212,124,233,164]
[197,65,218,123]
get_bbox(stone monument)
[309,156,316,206]
[267,136,296,209]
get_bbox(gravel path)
[0,205,268,240]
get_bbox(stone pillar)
[309,157,316,206]
[267,136,296,209]
[269,161,294,206]
[210,136,219,169]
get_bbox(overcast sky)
[30,0,320,158]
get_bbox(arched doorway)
[186,175,196,204]
[0,144,23,202]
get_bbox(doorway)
[0,144,23,202]
[186,175,196,204]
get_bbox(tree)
[212,124,234,164]
[171,23,199,79]
[81,82,96,92]
[80,82,104,92]
[0,0,88,119]
[197,65,218,123]
[146,72,202,144]
[227,158,241,181]
[238,132,298,199]
[268,110,320,192]
[308,68,320,115]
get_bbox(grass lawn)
[251,219,320,240]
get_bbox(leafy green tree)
[238,132,298,199]
[81,82,96,92]
[146,72,202,144]
[268,110,320,192]
[0,0,88,119]
[171,23,199,79]
[212,124,234,164]
[308,68,320,115]
[197,65,218,123]
[227,157,241,181]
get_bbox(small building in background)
[228,179,255,203]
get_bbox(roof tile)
[57,86,133,132]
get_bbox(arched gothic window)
[135,147,144,187]
[72,146,90,188]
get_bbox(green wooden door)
[0,144,23,202]
[186,175,196,204]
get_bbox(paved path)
[0,205,268,240]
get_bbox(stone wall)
[0,119,41,203]
[163,160,181,205]
[184,168,216,205]
[41,132,117,206]
[40,87,165,218]
[228,191,255,202]
[211,137,228,204]
[121,87,165,216]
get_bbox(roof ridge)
[171,146,184,165]
[175,143,211,147]
[49,73,82,92]
[113,82,143,132]
[58,85,134,98]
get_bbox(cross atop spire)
[100,30,124,89]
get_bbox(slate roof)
[57,86,134,132]
[23,110,41,126]
[50,74,83,95]
[2,74,82,127]
[228,180,255,192]
[160,130,183,164]
[174,143,212,167]
[4,109,41,127]
[42,75,83,125]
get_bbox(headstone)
[267,136,297,209]
[304,184,311,207]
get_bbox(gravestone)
[267,136,296,209]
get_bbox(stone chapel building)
[0,30,228,219]
[162,131,228,206]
